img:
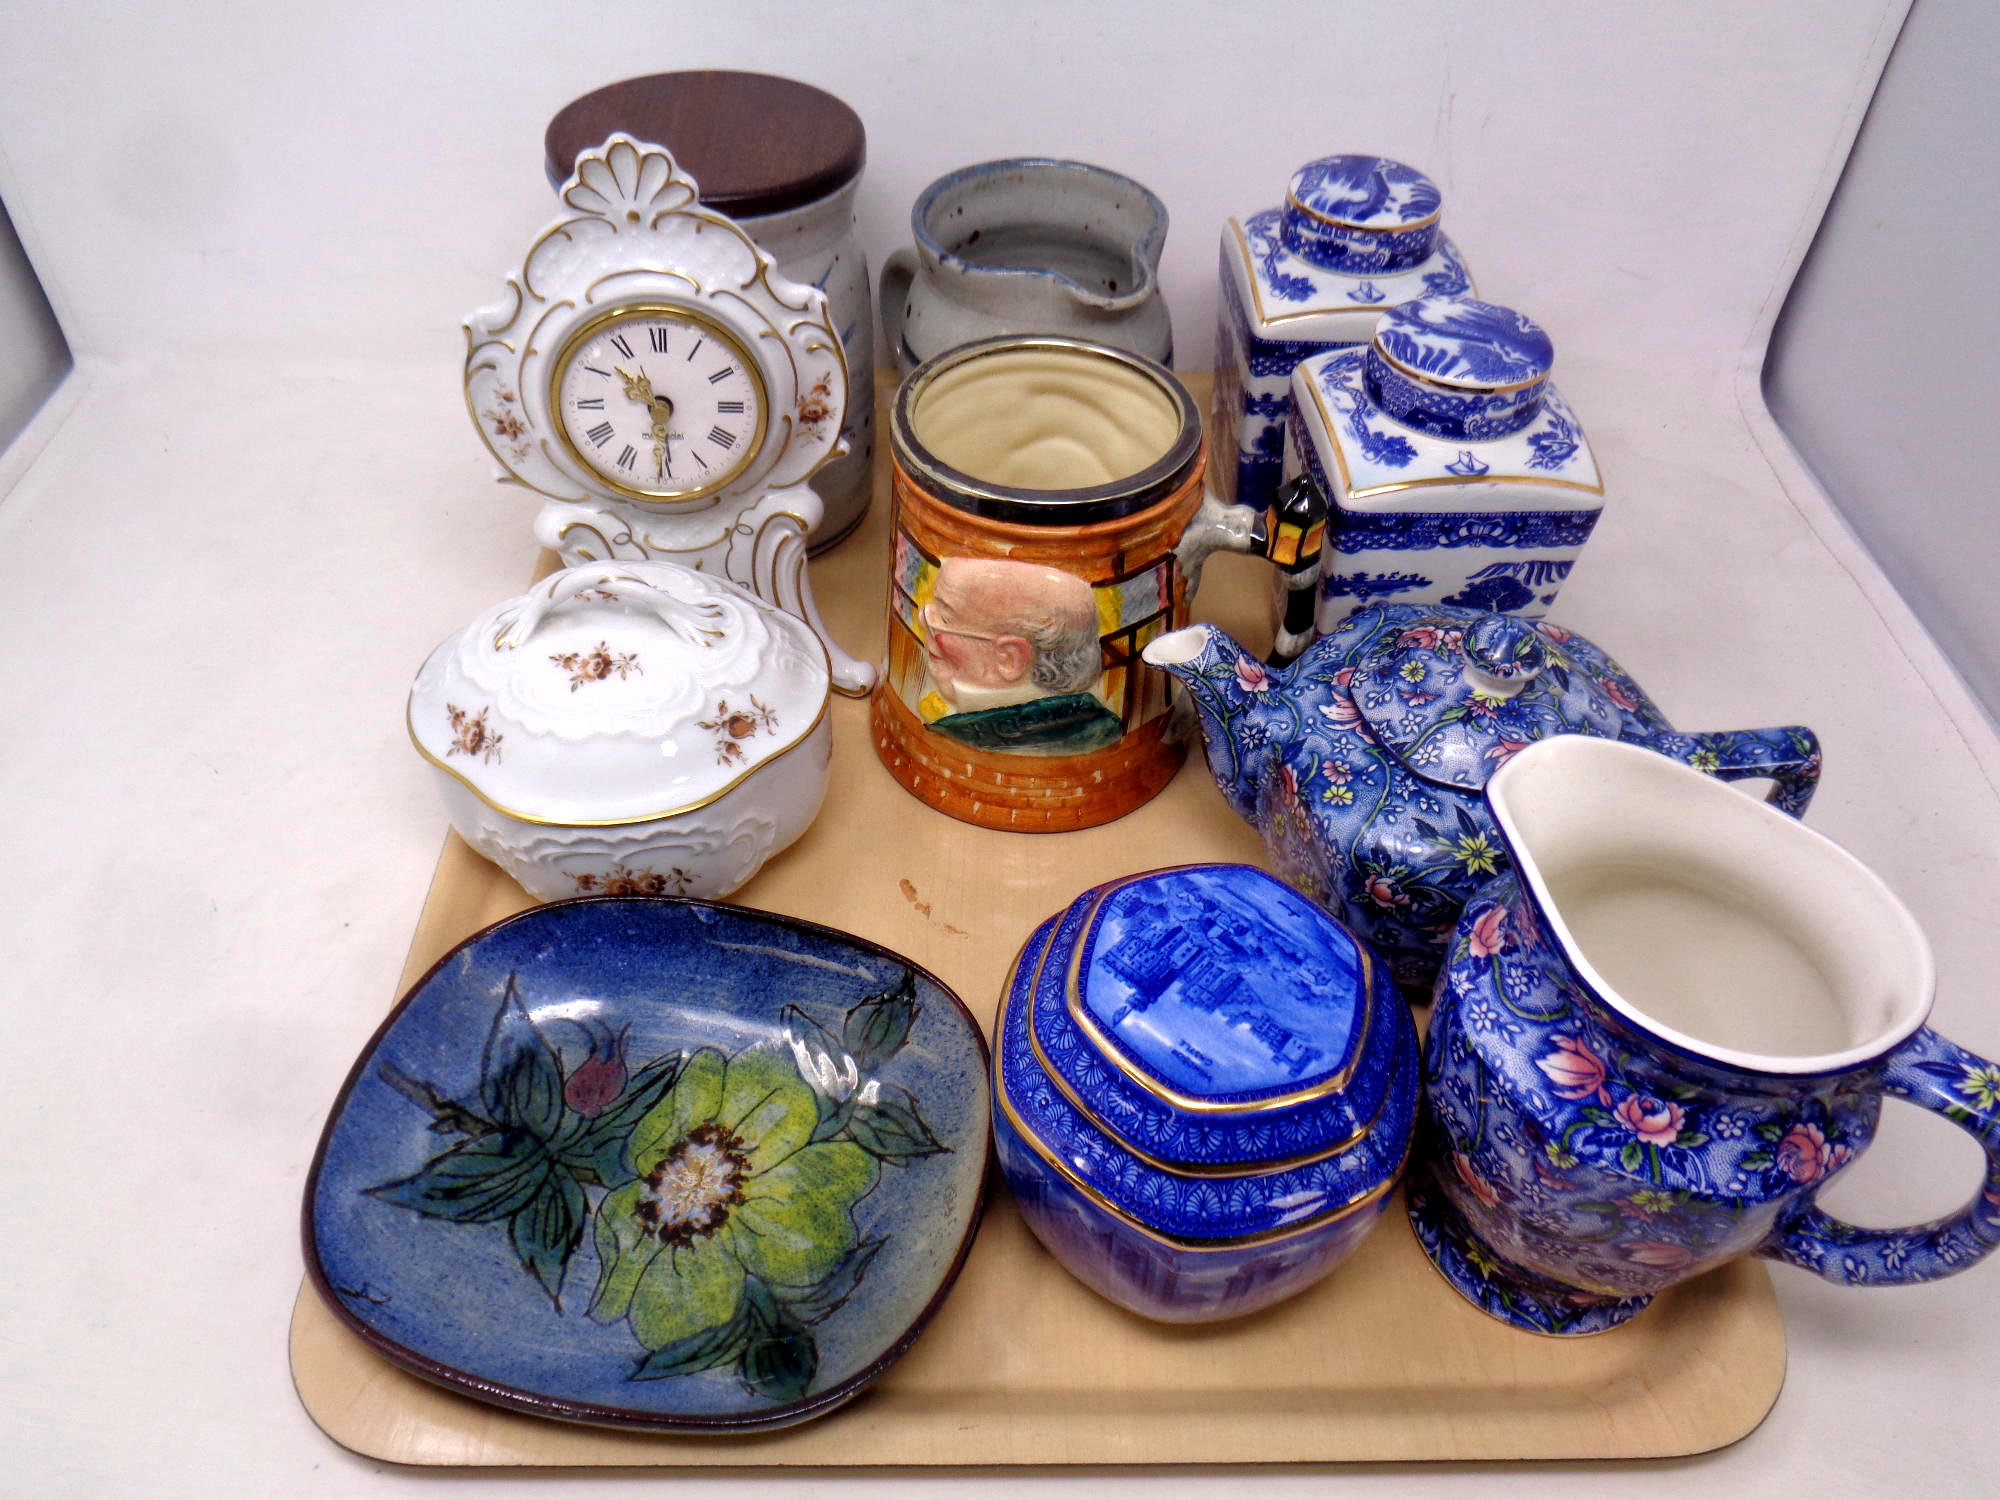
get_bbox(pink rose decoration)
[1621,1240,1696,1272]
[1468,904,1512,959]
[1535,1035,1609,1104]
[1396,627,1441,649]
[1484,736,1531,767]
[1775,1122,1848,1184]
[1364,873,1410,909]
[1454,1151,1501,1209]
[1602,676,1641,712]
[1540,624,1572,644]
[1234,656,1271,693]
[1614,1094,1686,1146]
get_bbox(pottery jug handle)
[879,250,919,374]
[1647,727,1822,818]
[1758,1026,2000,1286]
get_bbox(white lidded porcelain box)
[1213,155,1478,517]
[409,562,831,902]
[1288,295,1604,631]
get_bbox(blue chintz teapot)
[1141,603,1821,996]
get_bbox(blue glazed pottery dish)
[993,864,1418,1322]
[303,897,990,1433]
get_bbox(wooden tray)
[289,375,1784,1466]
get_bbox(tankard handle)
[1648,726,1822,819]
[1758,1026,2000,1286]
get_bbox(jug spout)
[1486,735,1922,1071]
[1141,623,1291,820]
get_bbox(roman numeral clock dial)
[549,304,767,502]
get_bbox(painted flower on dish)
[367,968,946,1403]
[589,1047,880,1365]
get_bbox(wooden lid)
[545,71,865,217]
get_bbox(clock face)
[549,304,768,502]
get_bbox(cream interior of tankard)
[910,347,1180,489]
[1488,739,1930,1070]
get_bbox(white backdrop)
[0,1,1903,382]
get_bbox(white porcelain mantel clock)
[465,134,874,694]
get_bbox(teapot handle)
[488,565,726,652]
[1758,1026,2000,1286]
[1647,726,1821,818]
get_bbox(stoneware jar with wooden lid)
[872,336,1205,832]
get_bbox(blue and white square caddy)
[1213,155,1478,516]
[1286,296,1605,631]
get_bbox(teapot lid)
[409,562,829,825]
[1351,609,1659,793]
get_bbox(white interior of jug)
[1486,738,1931,1073]
[909,345,1181,492]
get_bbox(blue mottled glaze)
[1141,606,1823,997]
[1283,156,1442,272]
[1411,742,2000,1334]
[993,866,1418,1321]
[305,898,990,1432]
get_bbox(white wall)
[0,1,1901,392]
[0,197,69,450]
[1765,0,2000,723]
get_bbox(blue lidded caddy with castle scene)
[992,864,1418,1323]
[1213,155,1478,516]
[1289,295,1603,634]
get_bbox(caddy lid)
[1025,865,1406,1173]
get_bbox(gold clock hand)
[616,367,654,406]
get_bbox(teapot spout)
[1142,623,1286,821]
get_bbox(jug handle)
[1758,1026,2000,1286]
[1647,727,1821,818]
[879,250,919,375]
